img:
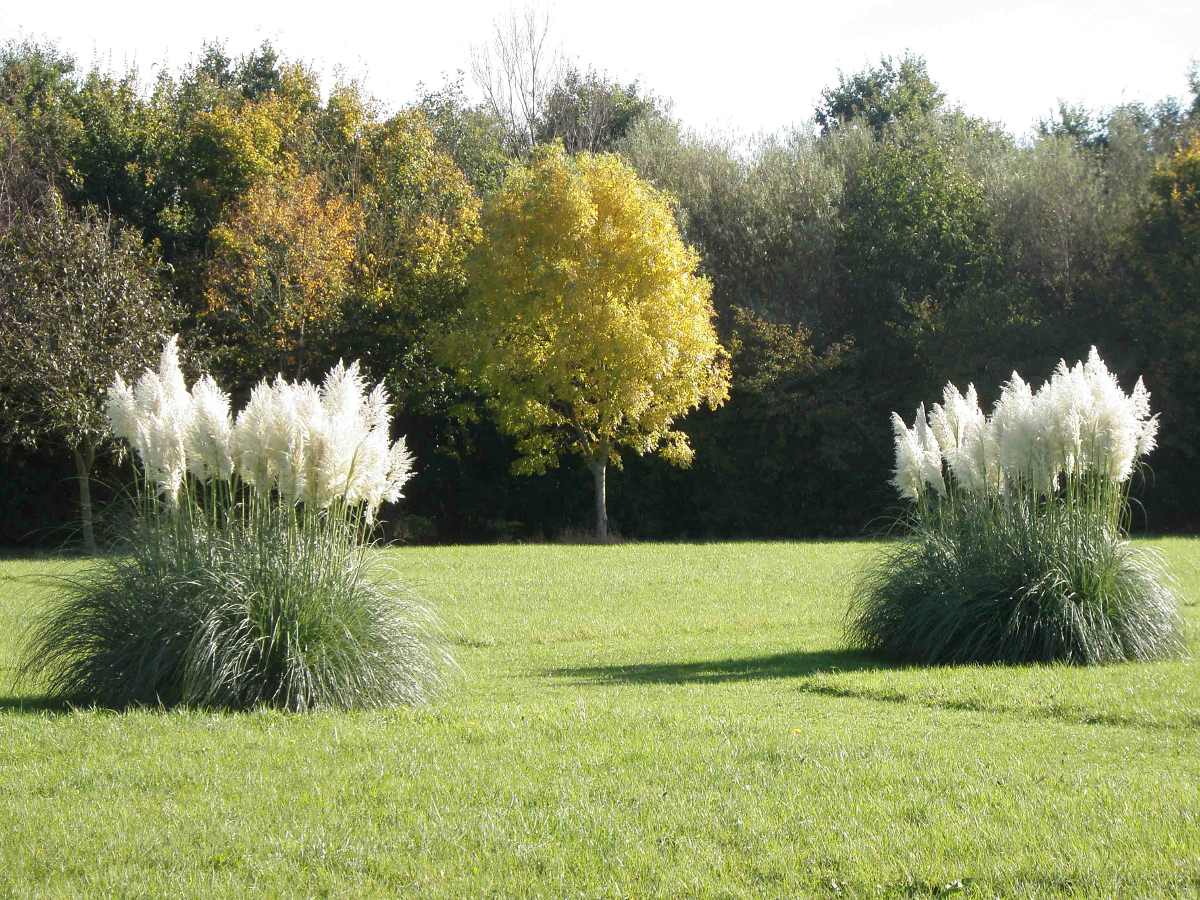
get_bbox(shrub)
[847,348,1183,664]
[19,339,451,710]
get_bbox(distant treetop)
[815,52,945,134]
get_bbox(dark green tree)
[835,123,993,354]
[417,75,512,194]
[0,194,180,551]
[536,65,664,154]
[815,53,945,134]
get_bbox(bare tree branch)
[470,7,559,155]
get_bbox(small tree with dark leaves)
[0,193,180,551]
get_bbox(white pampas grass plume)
[890,347,1159,504]
[106,335,194,502]
[186,375,234,482]
[111,345,417,521]
[890,405,944,501]
[890,412,925,502]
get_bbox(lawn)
[1,540,1198,897]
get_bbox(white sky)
[4,0,1197,138]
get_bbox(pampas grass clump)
[848,348,1183,665]
[20,338,451,710]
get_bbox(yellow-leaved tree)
[442,143,730,539]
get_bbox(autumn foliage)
[442,144,730,536]
[204,169,360,375]
[2,39,1200,544]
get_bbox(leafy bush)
[19,339,451,710]
[848,349,1183,664]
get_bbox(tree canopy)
[2,36,1200,546]
[442,143,730,537]
[0,193,180,549]
[815,52,945,134]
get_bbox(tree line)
[1,30,1198,546]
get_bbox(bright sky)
[4,0,1197,138]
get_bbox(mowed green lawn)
[1,540,1198,898]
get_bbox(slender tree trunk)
[296,317,307,379]
[72,440,97,554]
[589,457,608,542]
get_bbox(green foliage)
[19,494,450,711]
[664,309,873,536]
[621,121,845,326]
[4,35,1200,542]
[815,52,945,134]
[836,120,994,343]
[1039,101,1107,150]
[0,194,180,548]
[986,130,1143,318]
[0,41,81,183]
[0,112,48,231]
[1117,133,1200,526]
[594,69,1200,539]
[0,194,177,446]
[1040,98,1193,156]
[417,75,512,194]
[536,65,664,154]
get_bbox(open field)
[1,540,1198,897]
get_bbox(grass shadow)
[0,695,76,716]
[550,647,890,685]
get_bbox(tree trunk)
[72,441,97,554]
[590,457,608,542]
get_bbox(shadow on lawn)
[0,695,74,715]
[0,665,74,716]
[550,647,889,685]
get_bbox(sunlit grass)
[1,540,1198,896]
